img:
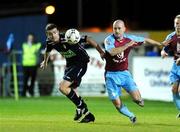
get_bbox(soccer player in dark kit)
[40,23,104,123]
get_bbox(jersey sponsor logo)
[113,58,126,63]
[60,50,76,58]
[112,52,126,63]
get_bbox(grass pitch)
[0,96,180,132]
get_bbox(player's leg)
[112,98,136,123]
[129,90,144,107]
[170,64,180,118]
[105,72,136,123]
[59,79,90,120]
[59,79,88,111]
[68,80,87,119]
[29,66,37,96]
[71,75,95,123]
[176,82,180,118]
[59,64,94,123]
[123,71,144,107]
[171,81,180,118]
[22,66,29,97]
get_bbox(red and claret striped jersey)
[104,34,145,71]
[163,32,180,61]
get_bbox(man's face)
[46,28,60,42]
[27,34,34,43]
[113,21,126,39]
[174,18,180,35]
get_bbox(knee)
[112,99,121,109]
[59,82,66,93]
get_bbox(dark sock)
[66,89,84,108]
[78,96,87,109]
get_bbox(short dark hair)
[45,23,58,31]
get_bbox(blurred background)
[0,0,179,100]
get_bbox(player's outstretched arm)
[86,37,105,59]
[144,38,162,46]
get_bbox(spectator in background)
[22,33,41,97]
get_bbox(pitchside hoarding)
[133,57,173,101]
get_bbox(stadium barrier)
[133,57,173,101]
[0,31,173,100]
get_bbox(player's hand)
[161,39,172,46]
[40,60,47,70]
[161,50,168,59]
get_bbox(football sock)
[173,93,180,110]
[66,89,83,108]
[118,104,135,118]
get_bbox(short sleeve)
[124,33,145,42]
[165,32,175,41]
[104,35,115,52]
[124,33,145,47]
[162,32,176,53]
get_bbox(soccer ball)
[65,29,81,44]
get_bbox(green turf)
[0,96,180,132]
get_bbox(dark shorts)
[63,63,88,88]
